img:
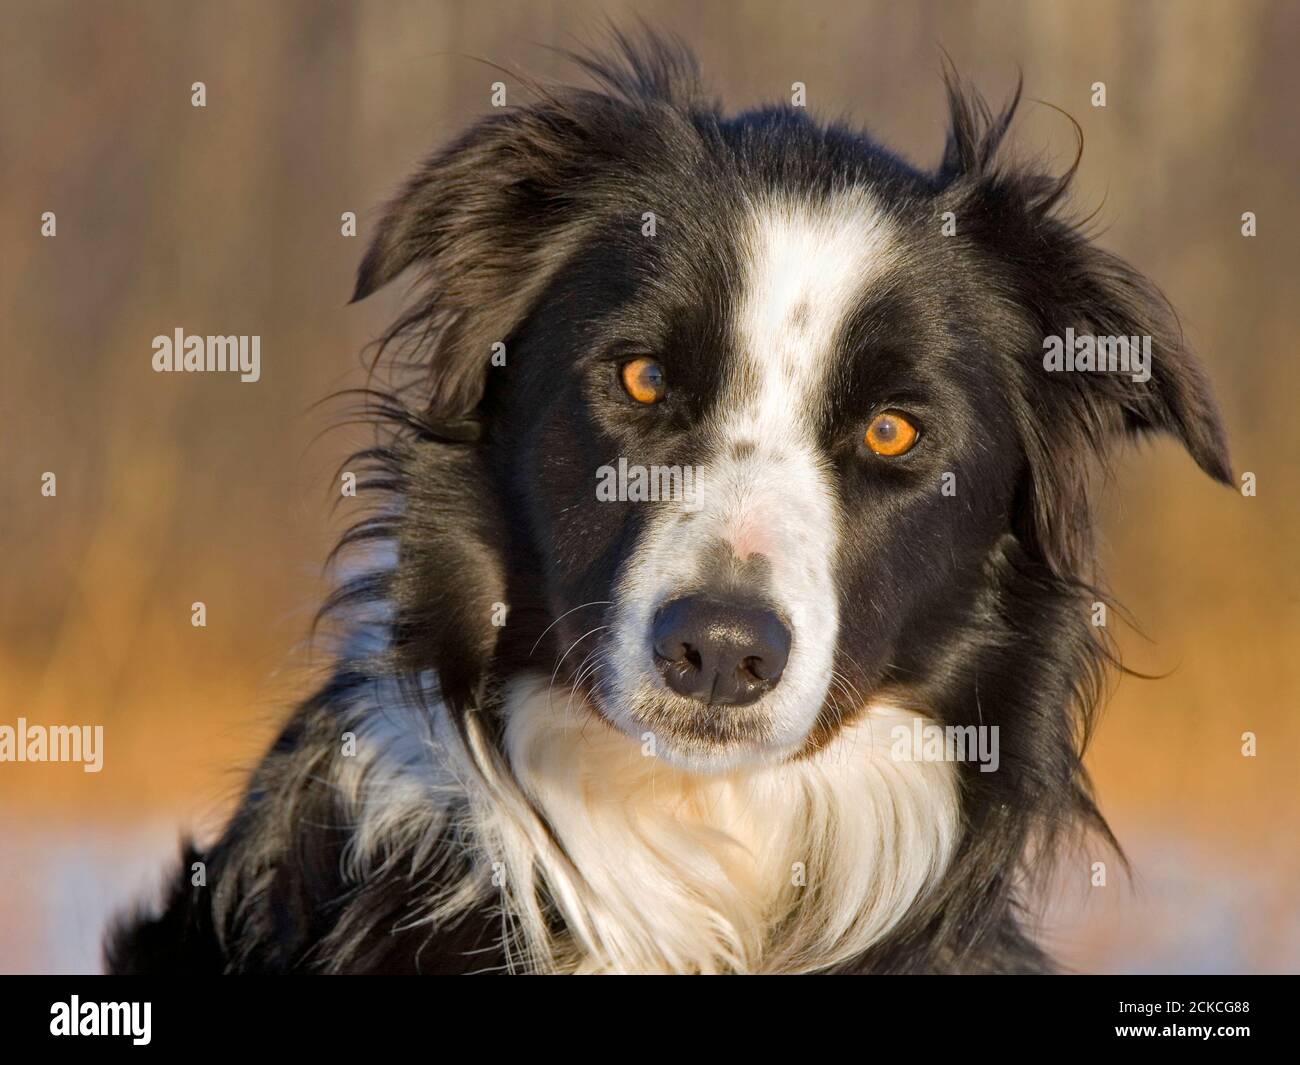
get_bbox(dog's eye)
[863,411,919,457]
[620,357,666,405]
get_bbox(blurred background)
[2,0,1297,973]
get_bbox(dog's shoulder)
[105,679,503,974]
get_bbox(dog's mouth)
[600,690,789,770]
[646,706,782,765]
[572,651,804,771]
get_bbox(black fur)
[106,32,1229,975]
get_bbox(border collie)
[107,33,1230,975]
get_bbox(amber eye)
[863,411,919,457]
[620,357,666,405]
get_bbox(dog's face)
[497,185,1029,771]
[356,62,1230,773]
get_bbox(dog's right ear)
[351,100,613,423]
[352,32,709,424]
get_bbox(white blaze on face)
[607,192,899,768]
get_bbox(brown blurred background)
[2,0,1297,973]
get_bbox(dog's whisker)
[545,624,610,717]
[529,601,613,657]
[563,651,606,725]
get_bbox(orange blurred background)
[2,0,1297,973]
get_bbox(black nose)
[652,595,792,707]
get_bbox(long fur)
[106,31,1230,975]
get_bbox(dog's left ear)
[1034,235,1233,487]
[1005,192,1231,577]
[1012,233,1233,573]
[939,74,1231,571]
[946,77,1231,486]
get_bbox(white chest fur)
[342,673,959,974]
[481,677,959,973]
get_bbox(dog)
[106,32,1230,975]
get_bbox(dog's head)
[351,37,1229,773]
